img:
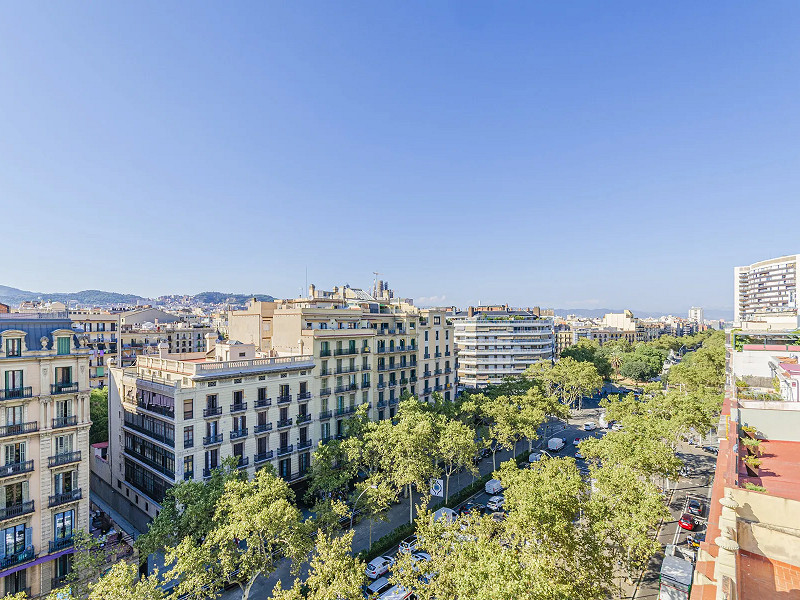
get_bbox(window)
[5,406,23,427]
[434,316,441,325]
[184,426,194,448]
[4,442,25,465]
[435,330,439,341]
[4,338,21,358]
[54,509,74,540]
[206,394,218,409]
[424,331,428,341]
[56,337,71,355]
[184,455,194,476]
[183,399,193,419]
[233,390,244,404]
[1,523,31,556]
[53,471,75,495]
[4,370,23,391]
[55,366,72,385]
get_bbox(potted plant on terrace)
[741,437,761,456]
[741,425,757,440]
[743,455,761,477]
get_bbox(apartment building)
[735,254,800,330]
[107,340,315,520]
[69,309,119,389]
[691,330,800,599]
[0,313,91,597]
[452,307,554,389]
[688,306,704,324]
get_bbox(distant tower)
[688,306,704,324]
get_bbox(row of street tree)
[14,330,723,600]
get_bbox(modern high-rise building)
[734,255,800,330]
[688,306,704,324]
[451,306,554,389]
[0,313,91,597]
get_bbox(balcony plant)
[741,437,761,456]
[741,425,757,439]
[743,455,761,477]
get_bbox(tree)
[305,439,357,504]
[86,562,164,600]
[560,339,612,379]
[271,529,365,600]
[166,467,311,600]
[64,530,135,599]
[435,417,478,502]
[89,387,109,444]
[136,457,244,558]
[478,395,518,470]
[538,357,603,411]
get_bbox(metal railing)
[334,348,358,356]
[277,418,293,429]
[319,388,331,396]
[203,434,223,446]
[276,445,294,457]
[0,422,38,437]
[254,450,274,464]
[255,397,272,408]
[48,452,81,468]
[297,391,312,400]
[319,350,332,357]
[0,500,35,521]
[335,366,359,374]
[51,382,78,395]
[230,403,247,413]
[0,387,33,401]
[254,423,273,434]
[319,410,332,420]
[203,406,222,418]
[230,428,248,440]
[53,415,78,429]
[48,489,82,508]
[361,381,371,389]
[0,546,35,569]
[297,439,312,450]
[123,420,174,447]
[277,395,292,405]
[236,457,249,469]
[296,414,312,425]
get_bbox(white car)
[412,551,432,563]
[398,535,418,554]
[365,555,395,579]
[611,423,623,431]
[486,495,505,511]
[584,421,597,431]
[573,437,583,446]
[575,450,584,459]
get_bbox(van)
[364,577,392,598]
[378,585,413,600]
[485,478,503,495]
[547,438,565,452]
[398,535,418,554]
[598,414,609,429]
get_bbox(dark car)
[687,532,706,549]
[678,513,696,531]
[458,502,487,517]
[687,499,703,517]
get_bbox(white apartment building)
[107,339,315,520]
[735,254,800,329]
[688,306,704,324]
[452,307,554,389]
[0,313,91,597]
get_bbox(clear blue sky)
[2,2,799,315]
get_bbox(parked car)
[598,415,610,429]
[575,450,584,460]
[583,421,597,431]
[687,532,706,549]
[398,535,418,554]
[412,551,432,563]
[377,585,413,600]
[486,496,505,511]
[485,478,503,495]
[611,423,623,431]
[458,502,487,517]
[703,445,719,455]
[364,576,393,598]
[678,513,696,531]
[365,556,395,579]
[687,498,703,516]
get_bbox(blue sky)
[1,2,799,315]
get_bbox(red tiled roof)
[739,439,800,501]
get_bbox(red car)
[678,513,696,531]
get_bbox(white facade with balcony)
[734,255,800,330]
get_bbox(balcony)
[49,536,74,554]
[376,382,386,390]
[0,422,38,437]
[424,371,432,377]
[276,445,294,457]
[0,459,34,478]
[334,348,358,356]
[230,402,247,413]
[236,456,249,469]
[423,387,432,395]
[123,420,174,447]
[377,365,388,372]
[444,368,452,374]
[434,385,443,391]
[48,488,82,508]
[445,351,451,356]
[203,468,213,479]
[335,406,356,417]
[434,369,443,375]
[254,450,274,464]
[51,382,79,395]
[53,415,78,429]
[203,434,224,446]
[424,353,431,359]
[389,398,399,406]
[203,406,222,418]
[277,395,292,405]
[335,366,358,374]
[0,546,35,570]
[296,413,312,425]
[319,410,332,420]
[400,378,409,385]
[183,471,194,480]
[334,385,347,394]
[230,428,248,441]
[320,436,333,445]
[388,381,397,388]
[297,439,312,451]
[319,349,332,357]
[49,452,81,468]
[277,418,293,429]
[255,397,272,408]
[361,381,371,389]
[0,500,35,521]
[377,347,388,354]
[377,400,387,408]
[254,423,273,434]
[361,346,371,353]
[0,387,33,401]
[319,387,331,397]
[298,391,312,401]
[409,376,417,383]
[435,352,442,358]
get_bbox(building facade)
[69,310,119,389]
[688,306,704,324]
[107,340,315,520]
[734,254,800,330]
[452,307,554,389]
[0,313,91,597]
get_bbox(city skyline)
[2,3,799,311]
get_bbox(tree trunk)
[242,574,257,600]
[492,449,497,471]
[408,484,414,524]
[445,473,450,504]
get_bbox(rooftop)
[739,439,800,502]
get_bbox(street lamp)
[351,485,378,529]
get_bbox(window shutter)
[0,529,6,558]
[25,526,32,549]
[21,481,28,502]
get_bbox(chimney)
[205,332,216,353]
[468,306,475,317]
[157,342,169,358]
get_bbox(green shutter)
[57,337,70,355]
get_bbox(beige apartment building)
[107,339,315,520]
[0,313,91,597]
[69,309,119,389]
